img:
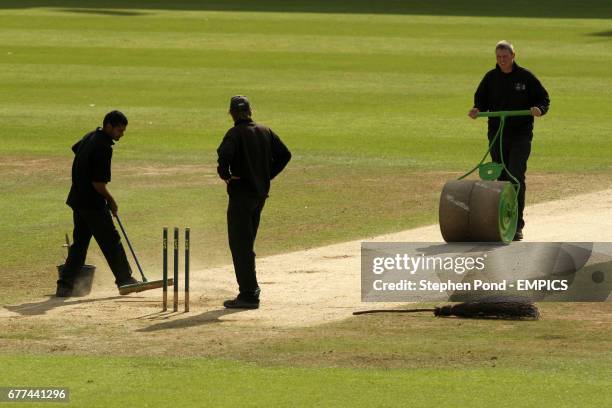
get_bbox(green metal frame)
[458,109,532,243]
[458,109,531,184]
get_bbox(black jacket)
[474,62,550,135]
[217,119,291,198]
[66,128,114,210]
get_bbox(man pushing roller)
[469,40,550,241]
[217,96,291,309]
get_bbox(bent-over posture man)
[469,40,550,241]
[217,96,292,309]
[57,110,138,297]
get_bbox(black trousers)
[488,132,532,230]
[227,195,266,302]
[59,208,133,288]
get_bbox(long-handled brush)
[353,297,540,320]
[115,213,173,295]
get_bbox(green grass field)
[1,1,612,406]
[1,303,611,407]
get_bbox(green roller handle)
[459,109,534,182]
[476,110,532,118]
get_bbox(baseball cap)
[229,95,251,112]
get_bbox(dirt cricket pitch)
[1,189,611,358]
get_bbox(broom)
[114,213,173,295]
[353,297,540,320]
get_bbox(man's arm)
[217,131,236,182]
[91,145,115,214]
[270,131,291,180]
[469,74,490,119]
[529,73,550,117]
[92,182,118,216]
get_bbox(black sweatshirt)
[474,62,550,135]
[217,119,291,198]
[66,128,114,210]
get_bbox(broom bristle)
[434,298,539,320]
[353,297,540,320]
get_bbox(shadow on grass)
[590,30,612,37]
[60,8,148,16]
[1,0,612,19]
[4,295,126,316]
[136,308,245,331]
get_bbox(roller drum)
[439,180,517,243]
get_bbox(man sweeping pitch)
[57,111,139,297]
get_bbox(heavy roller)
[439,110,532,243]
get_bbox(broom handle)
[353,308,435,315]
[114,213,148,282]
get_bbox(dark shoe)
[55,283,73,297]
[223,297,259,309]
[117,277,143,295]
[513,229,523,241]
[117,276,141,287]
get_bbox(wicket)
[185,228,190,312]
[162,228,168,311]
[173,227,178,311]
[162,226,190,312]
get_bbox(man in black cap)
[469,40,550,241]
[57,110,138,297]
[217,96,292,308]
